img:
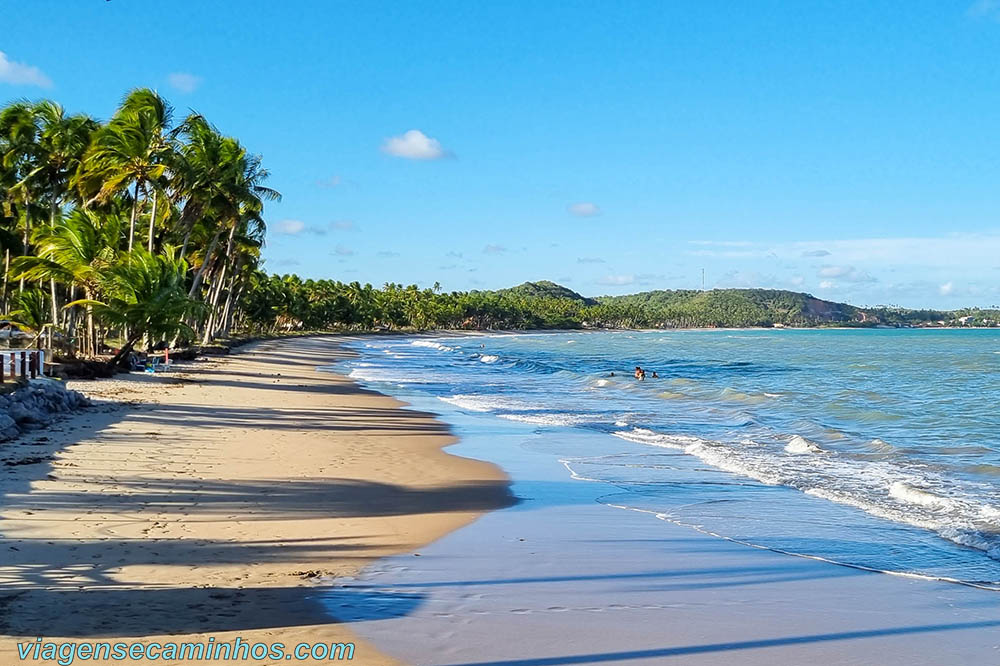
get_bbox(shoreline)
[0,336,511,664]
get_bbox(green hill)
[498,280,598,305]
[593,288,861,328]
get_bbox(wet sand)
[338,391,1000,666]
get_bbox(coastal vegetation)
[238,277,1000,333]
[2,92,997,359]
[0,90,277,362]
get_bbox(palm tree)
[27,101,98,342]
[77,89,173,251]
[8,287,50,346]
[11,208,123,355]
[0,101,44,296]
[76,246,202,367]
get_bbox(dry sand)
[0,336,511,664]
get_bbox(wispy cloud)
[968,0,1000,20]
[315,175,342,188]
[577,257,605,264]
[687,234,1000,268]
[568,202,601,217]
[330,220,357,232]
[596,274,635,286]
[0,51,52,88]
[272,219,306,235]
[381,130,449,160]
[377,250,400,258]
[446,251,464,258]
[483,244,507,254]
[271,258,301,267]
[817,265,876,284]
[334,245,355,256]
[939,281,955,295]
[802,249,831,257]
[167,72,201,94]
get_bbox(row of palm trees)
[0,89,279,364]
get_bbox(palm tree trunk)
[109,331,143,369]
[147,188,158,253]
[127,180,140,252]
[187,228,222,298]
[85,288,95,357]
[19,192,29,292]
[202,266,229,344]
[219,262,243,337]
[48,198,59,352]
[2,249,9,312]
[179,227,192,261]
[66,285,77,355]
[200,224,238,342]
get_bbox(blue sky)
[3,1,1000,308]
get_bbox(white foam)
[479,355,500,363]
[594,379,611,387]
[612,428,704,451]
[868,438,895,453]
[614,420,629,427]
[439,394,538,413]
[785,435,824,455]
[889,482,956,510]
[978,505,1000,522]
[348,367,435,384]
[497,413,598,427]
[410,340,455,351]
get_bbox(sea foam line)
[556,456,1000,592]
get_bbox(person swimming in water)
[651,371,658,379]
[634,366,646,381]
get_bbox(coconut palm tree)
[76,89,173,251]
[11,209,123,355]
[27,102,98,341]
[76,246,202,367]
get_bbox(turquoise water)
[344,329,1000,588]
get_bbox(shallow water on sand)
[339,329,1000,588]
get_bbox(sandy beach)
[0,336,511,664]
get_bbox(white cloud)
[273,219,306,235]
[802,249,831,257]
[381,130,448,160]
[689,240,754,247]
[0,52,52,88]
[377,250,401,258]
[939,281,954,295]
[597,274,635,286]
[334,245,355,256]
[817,265,876,283]
[316,175,342,188]
[968,0,1000,19]
[330,220,357,232]
[577,257,605,264]
[819,280,835,289]
[167,72,202,94]
[568,202,601,217]
[271,258,301,267]
[483,244,507,254]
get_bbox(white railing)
[0,349,46,380]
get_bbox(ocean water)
[340,329,1000,589]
